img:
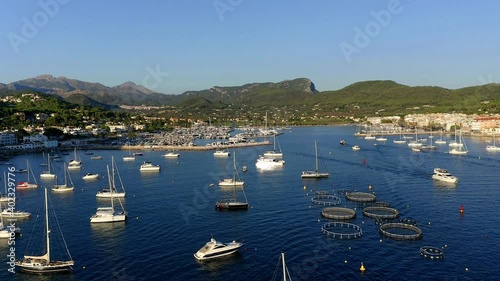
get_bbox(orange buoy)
[360,262,366,273]
[460,204,464,215]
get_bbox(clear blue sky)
[1,0,500,94]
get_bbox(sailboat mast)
[45,188,50,262]
[48,154,51,174]
[107,165,115,209]
[282,253,286,281]
[315,142,319,172]
[26,159,30,182]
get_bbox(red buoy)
[459,204,464,215]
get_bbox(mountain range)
[1,75,500,115]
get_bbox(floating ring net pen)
[362,206,399,219]
[311,195,341,206]
[420,246,444,259]
[345,192,376,202]
[321,207,356,220]
[379,223,423,240]
[322,222,363,239]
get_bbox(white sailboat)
[408,126,423,148]
[301,141,329,178]
[435,129,447,144]
[123,144,136,161]
[52,163,75,192]
[15,188,74,273]
[449,130,468,155]
[263,135,283,157]
[393,128,406,144]
[1,172,16,202]
[486,132,500,152]
[0,201,19,238]
[91,165,127,223]
[449,127,463,148]
[96,156,126,198]
[219,153,245,187]
[216,152,248,210]
[67,147,82,169]
[16,160,39,189]
[40,154,56,179]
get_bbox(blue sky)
[1,0,500,94]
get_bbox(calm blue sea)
[1,126,500,280]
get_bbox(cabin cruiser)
[432,168,458,183]
[139,161,161,172]
[82,173,99,180]
[255,156,285,169]
[214,150,230,157]
[194,237,243,261]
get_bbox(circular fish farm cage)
[420,246,444,259]
[346,192,376,203]
[311,194,341,206]
[321,222,363,239]
[379,223,423,240]
[315,190,329,196]
[363,206,399,219]
[321,207,356,220]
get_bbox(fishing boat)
[264,135,283,157]
[194,237,243,261]
[139,161,161,172]
[40,154,56,179]
[216,153,248,210]
[449,130,468,155]
[163,150,180,158]
[16,160,38,189]
[15,188,74,273]
[96,156,126,198]
[52,164,75,192]
[432,168,458,184]
[301,142,329,178]
[91,166,127,223]
[67,147,82,169]
[82,173,99,180]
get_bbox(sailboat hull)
[215,202,249,210]
[16,261,74,273]
[90,214,127,223]
[301,171,329,178]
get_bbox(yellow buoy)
[360,262,366,273]
[303,185,307,190]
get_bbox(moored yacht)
[82,173,99,180]
[139,161,161,172]
[214,150,230,157]
[432,168,458,183]
[255,156,285,169]
[194,237,243,261]
[163,151,180,158]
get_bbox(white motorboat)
[139,161,161,172]
[91,165,127,223]
[432,168,458,184]
[352,145,361,151]
[0,208,31,218]
[52,164,75,192]
[96,156,126,198]
[16,160,39,189]
[301,141,329,178]
[163,151,180,158]
[15,188,74,273]
[214,150,230,157]
[255,156,285,169]
[82,173,99,180]
[194,237,243,261]
[0,201,20,238]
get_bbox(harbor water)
[1,126,500,280]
